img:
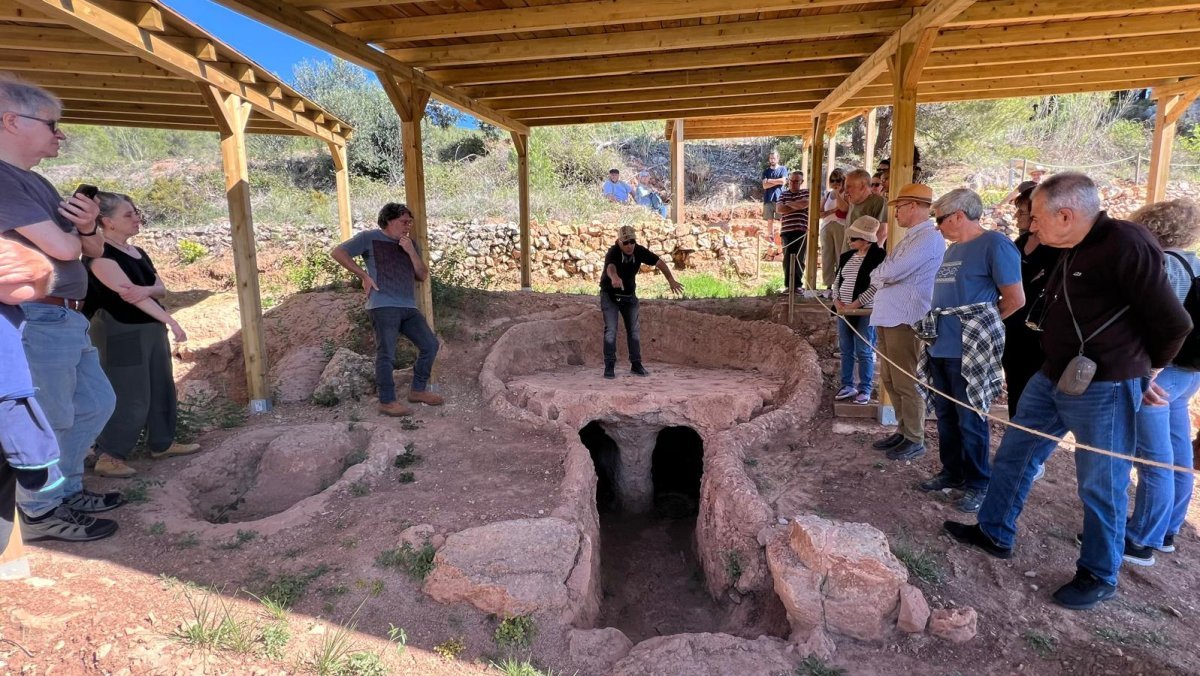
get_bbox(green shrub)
[177,239,208,264]
[376,542,436,580]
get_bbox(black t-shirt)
[84,243,162,324]
[598,244,660,297]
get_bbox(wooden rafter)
[1153,76,1200,100]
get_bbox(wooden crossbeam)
[491,76,851,112]
[937,11,1200,51]
[59,113,299,134]
[13,0,348,143]
[53,90,204,106]
[0,25,128,54]
[0,48,175,77]
[336,0,885,42]
[57,98,215,117]
[1153,76,1200,100]
[926,49,1200,82]
[210,0,527,133]
[507,92,828,121]
[951,0,1200,26]
[386,10,911,67]
[681,128,811,140]
[2,70,196,93]
[928,31,1200,68]
[524,103,824,127]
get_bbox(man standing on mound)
[332,203,443,416]
[599,225,684,379]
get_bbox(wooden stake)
[329,141,352,241]
[670,119,685,225]
[865,107,878,170]
[806,113,826,292]
[511,131,532,290]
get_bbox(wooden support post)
[670,119,685,225]
[825,126,838,175]
[886,38,922,250]
[329,141,352,241]
[806,113,827,292]
[864,107,878,170]
[199,85,271,412]
[1148,80,1200,203]
[512,131,532,290]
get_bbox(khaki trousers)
[876,324,924,443]
[820,220,847,289]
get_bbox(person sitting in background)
[832,216,886,406]
[1124,198,1200,565]
[85,193,195,479]
[602,168,633,205]
[634,170,669,219]
[599,225,684,379]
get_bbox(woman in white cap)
[832,216,886,405]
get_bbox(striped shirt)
[779,189,810,234]
[836,253,866,304]
[867,219,946,328]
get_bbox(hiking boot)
[378,401,413,417]
[920,472,965,492]
[631,362,650,377]
[834,386,857,401]
[62,489,125,513]
[886,439,926,461]
[943,521,1013,559]
[1122,540,1156,567]
[603,363,616,379]
[151,442,201,459]
[407,390,444,406]
[872,433,905,450]
[1052,568,1117,610]
[956,488,987,514]
[1156,533,1176,554]
[19,505,118,542]
[93,455,137,479]
[852,392,870,405]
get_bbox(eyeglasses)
[8,112,59,134]
[848,237,864,243]
[870,182,882,188]
[935,211,958,225]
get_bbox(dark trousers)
[601,293,641,365]
[0,456,13,552]
[91,310,177,458]
[370,307,439,403]
[929,356,991,491]
[782,231,807,291]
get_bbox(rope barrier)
[1015,156,1138,170]
[811,295,1200,477]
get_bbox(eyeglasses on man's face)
[935,211,959,226]
[7,112,60,134]
[620,239,636,246]
[870,182,882,188]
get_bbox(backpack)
[1163,250,1200,370]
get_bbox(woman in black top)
[86,193,194,478]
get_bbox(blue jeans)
[17,304,116,516]
[929,357,991,490]
[1128,366,1200,548]
[369,307,439,403]
[601,293,641,365]
[837,316,875,396]
[978,372,1140,586]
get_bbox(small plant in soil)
[147,521,166,536]
[890,536,944,586]
[494,614,537,650]
[124,478,163,503]
[1023,628,1057,658]
[433,637,466,661]
[175,531,200,549]
[393,442,422,468]
[491,657,556,676]
[261,565,330,609]
[796,656,845,676]
[398,471,416,484]
[343,445,369,470]
[376,542,436,581]
[722,550,743,582]
[305,601,405,676]
[349,479,371,497]
[313,390,340,407]
[399,416,422,431]
[321,337,337,361]
[219,529,259,550]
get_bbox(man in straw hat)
[846,184,945,461]
[598,225,684,379]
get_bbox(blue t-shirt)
[762,166,788,203]
[930,230,1021,358]
[603,180,633,203]
[339,230,421,311]
[0,305,34,400]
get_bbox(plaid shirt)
[915,302,1006,418]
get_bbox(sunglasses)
[848,237,865,243]
[620,239,636,246]
[870,182,882,188]
[9,112,59,133]
[935,211,957,225]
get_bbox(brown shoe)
[151,442,201,459]
[379,401,414,417]
[93,454,138,478]
[407,390,444,406]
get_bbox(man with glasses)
[0,76,120,541]
[599,225,684,379]
[915,189,1023,514]
[844,169,887,248]
[844,184,945,461]
[776,170,810,294]
[944,173,1190,611]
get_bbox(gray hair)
[1033,172,1101,220]
[845,168,871,185]
[933,188,984,221]
[0,74,61,117]
[97,192,134,228]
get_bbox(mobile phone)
[74,184,99,199]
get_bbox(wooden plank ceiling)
[205,0,1199,139]
[0,0,350,141]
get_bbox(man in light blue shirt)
[846,183,945,460]
[603,169,633,204]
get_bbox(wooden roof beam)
[336,0,887,42]
[490,76,852,112]
[928,31,1200,68]
[513,96,825,122]
[814,0,976,116]
[0,48,176,77]
[208,0,527,133]
[937,11,1200,51]
[527,108,818,126]
[926,46,1200,78]
[1152,76,1200,100]
[0,25,128,54]
[949,0,1200,27]
[3,70,198,93]
[385,9,911,67]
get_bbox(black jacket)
[835,243,886,303]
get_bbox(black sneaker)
[920,473,965,492]
[1156,533,1176,554]
[603,363,616,379]
[956,488,987,514]
[1051,568,1117,610]
[19,505,118,542]
[62,489,126,513]
[631,362,649,377]
[886,439,926,461]
[872,433,905,450]
[1122,540,1156,567]
[943,521,1013,559]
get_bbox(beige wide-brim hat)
[887,183,934,206]
[845,216,880,243]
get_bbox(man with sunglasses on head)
[944,173,1191,611]
[0,76,120,542]
[599,225,684,379]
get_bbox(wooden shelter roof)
[201,0,1200,136]
[2,0,351,143]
